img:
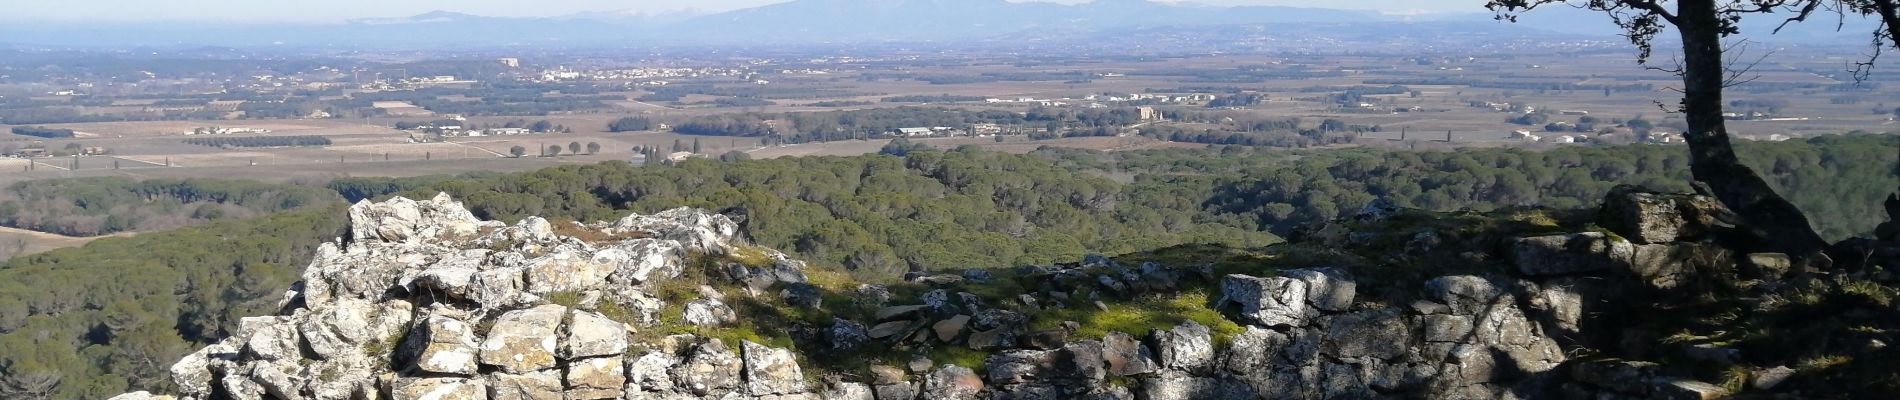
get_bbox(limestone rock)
[780,282,823,308]
[1741,253,1793,280]
[1151,322,1214,371]
[874,382,920,400]
[1140,371,1252,400]
[240,317,301,362]
[934,314,972,342]
[1512,232,1633,276]
[563,310,630,359]
[409,315,481,375]
[479,304,567,374]
[1321,309,1409,360]
[392,377,485,400]
[871,364,908,385]
[565,356,626,399]
[488,370,562,400]
[1282,268,1356,312]
[1054,340,1108,383]
[674,339,743,396]
[522,248,617,294]
[1752,366,1795,390]
[742,341,809,395]
[682,298,737,327]
[922,365,985,400]
[966,327,1015,351]
[170,343,235,398]
[610,207,740,254]
[107,392,175,400]
[1626,243,1732,290]
[1222,326,1287,373]
[1600,185,1728,244]
[827,318,871,351]
[624,349,679,393]
[825,382,876,400]
[1220,274,1307,327]
[1425,276,1507,315]
[986,350,1053,384]
[1102,331,1159,377]
[349,193,494,245]
[301,297,412,360]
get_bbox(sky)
[1,0,1489,23]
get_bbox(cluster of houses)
[403,124,543,139]
[984,94,1218,108]
[3,145,109,158]
[530,67,748,84]
[185,127,271,135]
[1510,129,1686,144]
[361,76,472,91]
[890,123,1009,138]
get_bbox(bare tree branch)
[1621,0,1683,23]
[1774,0,1826,33]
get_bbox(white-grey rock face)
[478,304,566,374]
[1220,274,1308,327]
[136,195,811,400]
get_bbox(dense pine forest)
[0,134,1893,397]
[0,177,339,236]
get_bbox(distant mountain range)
[0,0,1872,48]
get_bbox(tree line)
[8,127,75,139]
[0,177,339,236]
[181,135,332,148]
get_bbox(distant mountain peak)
[347,10,484,25]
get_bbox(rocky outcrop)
[140,195,826,400]
[124,188,1810,399]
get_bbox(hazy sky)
[2,0,1488,23]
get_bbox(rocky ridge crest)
[112,186,1892,399]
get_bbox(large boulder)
[349,193,494,245]
[563,310,630,359]
[610,207,741,254]
[479,304,567,374]
[1600,185,1729,245]
[1220,274,1307,327]
[742,341,810,395]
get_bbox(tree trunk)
[1675,0,1827,255]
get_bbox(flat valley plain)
[3,52,1895,190]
